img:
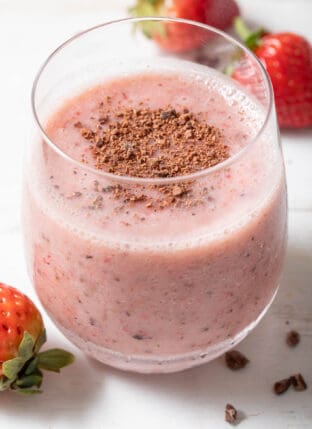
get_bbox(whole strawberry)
[0,283,74,394]
[130,0,240,52]
[234,18,312,128]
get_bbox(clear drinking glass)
[23,18,287,373]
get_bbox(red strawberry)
[202,0,240,31]
[130,0,240,53]
[0,283,74,394]
[233,18,312,128]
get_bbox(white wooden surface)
[0,1,311,428]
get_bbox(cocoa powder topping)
[77,106,229,209]
[79,107,229,178]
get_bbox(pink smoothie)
[23,67,287,372]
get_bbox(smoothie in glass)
[23,18,287,373]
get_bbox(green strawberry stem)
[234,17,265,51]
[234,17,252,41]
[129,0,167,39]
[0,330,74,395]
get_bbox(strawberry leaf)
[2,357,25,380]
[0,328,74,394]
[37,349,75,372]
[141,21,167,39]
[34,329,47,354]
[129,0,163,16]
[24,357,39,376]
[15,374,43,389]
[15,388,42,395]
[129,0,167,39]
[245,29,265,50]
[0,376,13,391]
[234,17,251,42]
[18,331,35,361]
[224,64,235,76]
[234,17,265,51]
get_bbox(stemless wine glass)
[23,18,287,373]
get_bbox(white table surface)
[0,1,311,428]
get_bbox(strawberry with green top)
[130,0,240,52]
[0,283,74,394]
[233,17,312,128]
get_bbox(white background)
[0,1,311,428]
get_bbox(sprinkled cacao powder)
[76,105,230,209]
[286,330,300,347]
[77,106,230,209]
[225,350,249,370]
[79,107,229,178]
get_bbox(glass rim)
[31,16,274,185]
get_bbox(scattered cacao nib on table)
[274,373,308,395]
[274,378,292,395]
[225,403,238,424]
[225,350,249,370]
[291,373,307,391]
[286,330,300,347]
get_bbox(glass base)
[55,287,278,374]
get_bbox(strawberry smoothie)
[23,66,287,373]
